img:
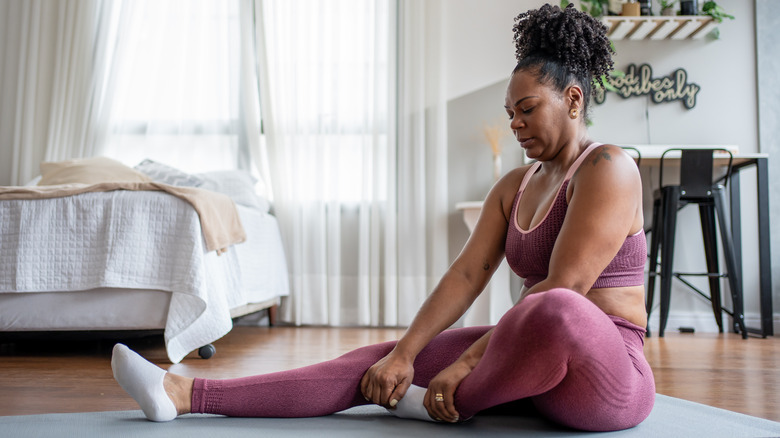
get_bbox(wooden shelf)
[602,16,718,40]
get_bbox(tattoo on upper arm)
[591,150,612,166]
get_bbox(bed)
[0,157,289,363]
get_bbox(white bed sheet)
[230,206,290,307]
[0,190,289,363]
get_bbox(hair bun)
[513,3,614,88]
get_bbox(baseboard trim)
[647,311,780,335]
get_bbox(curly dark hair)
[512,3,614,113]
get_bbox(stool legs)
[658,186,681,337]
[713,188,747,339]
[649,186,747,339]
[645,197,663,336]
[699,203,724,333]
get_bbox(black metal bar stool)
[646,148,747,338]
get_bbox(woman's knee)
[496,288,594,337]
[509,287,587,318]
[527,287,582,304]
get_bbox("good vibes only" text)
[594,63,700,109]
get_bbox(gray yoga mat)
[3,394,779,438]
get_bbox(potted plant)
[679,0,697,15]
[659,0,677,16]
[701,1,734,22]
[701,1,734,39]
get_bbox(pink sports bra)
[505,143,646,289]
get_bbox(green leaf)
[701,1,735,23]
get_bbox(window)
[103,0,253,173]
[261,0,392,202]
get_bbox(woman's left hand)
[424,360,472,423]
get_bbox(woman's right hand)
[357,170,514,410]
[360,350,415,408]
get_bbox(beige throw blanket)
[0,182,246,254]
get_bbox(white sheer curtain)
[0,0,118,185]
[395,0,449,325]
[101,0,261,175]
[255,0,448,326]
[43,0,119,162]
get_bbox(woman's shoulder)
[576,144,640,180]
[505,162,537,181]
[569,143,642,197]
[495,162,538,195]
[484,163,538,221]
[585,143,636,163]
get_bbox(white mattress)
[0,288,172,330]
[0,190,289,363]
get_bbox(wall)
[444,0,519,101]
[756,0,780,336]
[445,0,775,332]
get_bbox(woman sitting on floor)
[112,3,654,431]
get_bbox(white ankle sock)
[387,384,435,422]
[111,343,177,422]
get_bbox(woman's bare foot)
[164,373,194,416]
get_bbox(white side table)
[455,201,515,326]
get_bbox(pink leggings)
[191,288,655,431]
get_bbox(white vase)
[608,0,627,15]
[493,154,502,181]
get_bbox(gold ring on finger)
[435,393,444,402]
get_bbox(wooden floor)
[1,326,778,422]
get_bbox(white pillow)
[134,159,205,187]
[199,170,270,212]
